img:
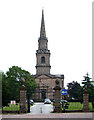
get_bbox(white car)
[44,98,51,104]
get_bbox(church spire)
[40,9,46,39]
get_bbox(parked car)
[60,99,68,104]
[26,99,34,105]
[44,98,51,104]
[52,99,67,103]
[30,99,34,105]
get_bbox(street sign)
[61,89,67,95]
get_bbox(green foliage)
[82,73,92,88]
[67,81,83,101]
[2,66,37,106]
[82,73,94,108]
[2,72,11,106]
[3,103,20,111]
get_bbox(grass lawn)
[3,102,93,111]
[62,102,93,111]
[67,102,83,110]
[3,103,33,111]
[3,103,20,111]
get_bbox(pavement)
[1,113,94,120]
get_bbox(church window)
[41,56,45,63]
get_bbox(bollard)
[40,107,42,113]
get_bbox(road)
[30,102,53,114]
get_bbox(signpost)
[61,89,68,112]
[61,89,67,96]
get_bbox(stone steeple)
[36,9,51,75]
[40,9,46,39]
[38,9,48,50]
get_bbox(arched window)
[41,56,45,63]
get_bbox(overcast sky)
[0,0,93,87]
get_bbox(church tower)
[36,9,51,75]
[32,9,64,101]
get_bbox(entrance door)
[41,91,46,99]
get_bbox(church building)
[32,9,64,101]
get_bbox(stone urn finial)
[56,78,59,87]
[21,78,25,87]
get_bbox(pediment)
[36,74,50,79]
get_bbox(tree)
[82,73,94,108]
[2,72,11,106]
[2,66,37,107]
[67,81,83,101]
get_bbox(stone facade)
[32,9,64,101]
[32,74,64,101]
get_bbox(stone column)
[83,87,89,112]
[53,78,62,112]
[20,78,27,113]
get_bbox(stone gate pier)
[83,87,90,112]
[20,78,27,113]
[53,78,62,112]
